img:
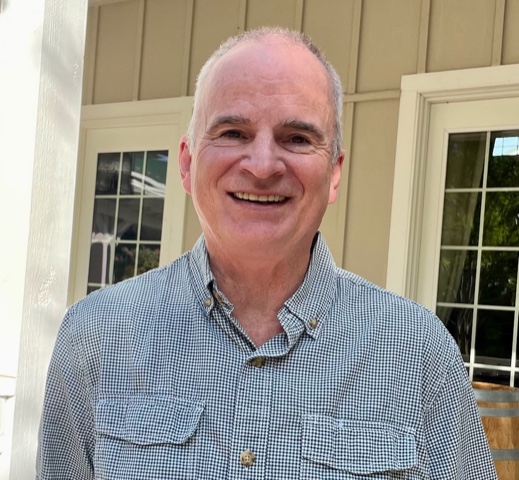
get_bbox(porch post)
[0,0,87,478]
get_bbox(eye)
[289,135,310,144]
[221,129,243,139]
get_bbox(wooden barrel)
[472,382,519,480]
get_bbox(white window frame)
[70,97,193,304]
[386,64,519,308]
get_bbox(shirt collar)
[282,233,338,338]
[188,233,338,337]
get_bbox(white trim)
[72,98,193,304]
[0,0,88,477]
[386,64,519,300]
[81,97,193,123]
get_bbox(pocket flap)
[302,416,417,474]
[96,396,204,445]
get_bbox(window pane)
[88,242,111,285]
[437,249,477,304]
[92,198,116,236]
[95,153,120,195]
[436,307,472,359]
[113,244,136,283]
[488,130,519,187]
[120,152,144,195]
[117,198,140,240]
[479,251,518,306]
[137,246,160,275]
[140,198,164,241]
[444,132,486,189]
[441,192,481,246]
[145,150,168,196]
[473,368,510,386]
[475,310,514,362]
[483,192,519,247]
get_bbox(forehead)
[199,38,332,126]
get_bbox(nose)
[241,134,286,179]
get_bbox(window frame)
[386,64,519,306]
[70,97,193,304]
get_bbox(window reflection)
[87,150,168,290]
[436,130,519,387]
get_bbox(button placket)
[229,359,271,478]
[250,357,265,369]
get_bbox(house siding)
[82,0,519,287]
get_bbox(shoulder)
[63,252,192,338]
[334,268,458,366]
[335,269,445,332]
[331,269,461,405]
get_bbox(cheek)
[190,160,221,204]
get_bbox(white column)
[0,0,87,478]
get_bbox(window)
[87,150,169,293]
[387,65,519,387]
[437,130,519,386]
[72,98,193,303]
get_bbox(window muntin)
[87,150,168,293]
[436,130,519,387]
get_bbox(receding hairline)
[188,27,344,163]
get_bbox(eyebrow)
[281,118,326,143]
[207,115,252,132]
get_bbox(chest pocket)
[302,415,418,479]
[94,396,204,480]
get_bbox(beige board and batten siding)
[82,0,519,288]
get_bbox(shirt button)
[250,357,265,368]
[240,450,256,467]
[309,317,319,329]
[203,298,212,307]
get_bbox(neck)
[206,238,314,346]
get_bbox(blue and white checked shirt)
[37,234,497,479]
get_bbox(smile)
[233,192,286,203]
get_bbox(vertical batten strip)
[294,0,304,31]
[417,0,430,73]
[492,0,505,66]
[181,0,195,96]
[336,0,363,267]
[83,6,99,105]
[335,102,354,267]
[132,0,146,101]
[238,0,247,32]
[347,0,362,95]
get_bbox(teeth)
[234,192,285,203]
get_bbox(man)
[37,27,496,479]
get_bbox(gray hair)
[187,27,344,164]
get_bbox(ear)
[178,135,193,194]
[328,151,344,204]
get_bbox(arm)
[424,350,497,479]
[37,310,95,480]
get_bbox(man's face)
[179,38,342,258]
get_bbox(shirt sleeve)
[36,309,95,480]
[423,347,497,480]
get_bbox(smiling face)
[179,37,343,261]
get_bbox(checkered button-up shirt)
[37,234,497,479]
